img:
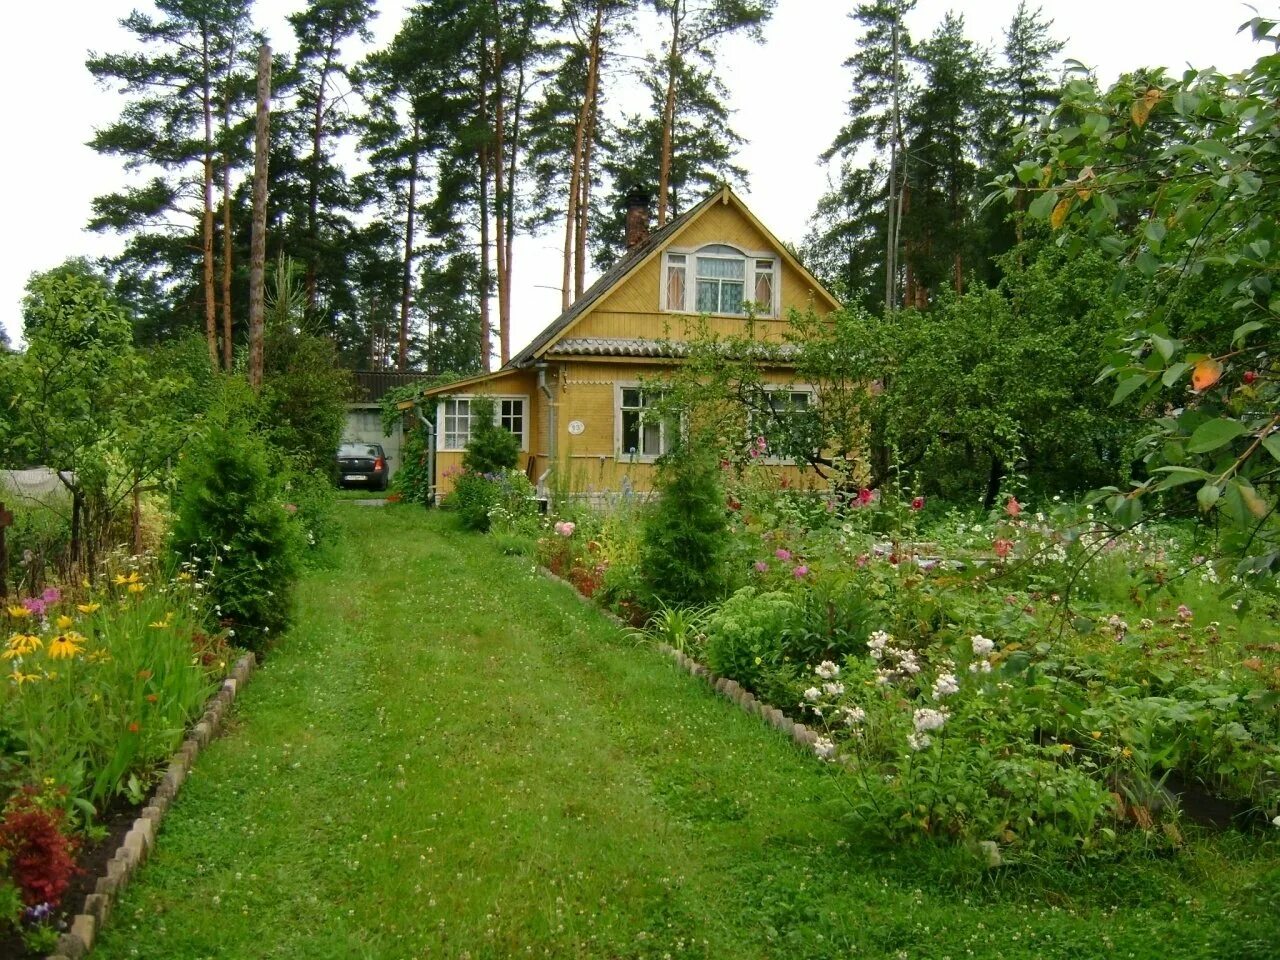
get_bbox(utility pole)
[248,43,271,391]
[884,14,901,313]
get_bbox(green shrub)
[170,421,301,651]
[702,587,801,699]
[280,464,339,565]
[446,472,501,532]
[260,324,351,477]
[641,446,730,606]
[391,423,433,505]
[461,397,519,475]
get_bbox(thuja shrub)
[462,396,519,475]
[171,421,301,651]
[641,445,730,606]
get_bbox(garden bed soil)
[0,795,140,959]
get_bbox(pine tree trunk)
[399,120,419,372]
[576,86,596,299]
[248,44,272,391]
[306,44,335,315]
[202,31,218,370]
[220,161,233,371]
[479,143,492,372]
[563,6,603,310]
[493,47,510,367]
[656,6,680,227]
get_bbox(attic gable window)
[663,244,775,317]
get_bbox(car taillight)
[374,457,385,470]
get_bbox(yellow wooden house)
[420,186,841,502]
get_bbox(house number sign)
[567,420,585,436]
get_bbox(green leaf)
[1232,320,1265,345]
[1152,466,1210,490]
[1144,220,1167,249]
[1161,362,1191,387]
[1135,250,1160,276]
[1187,418,1246,453]
[1150,333,1179,361]
[1197,483,1221,511]
[1111,374,1149,405]
[1261,433,1280,462]
[1027,190,1058,220]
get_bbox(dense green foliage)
[641,444,730,605]
[1008,16,1280,581]
[170,418,302,651]
[460,397,520,476]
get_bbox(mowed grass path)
[96,507,1279,960]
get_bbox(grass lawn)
[93,506,1280,960]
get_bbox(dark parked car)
[336,442,389,490]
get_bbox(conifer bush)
[641,444,730,606]
[171,421,301,651]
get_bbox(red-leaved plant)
[0,787,80,907]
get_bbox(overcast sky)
[0,1,1267,353]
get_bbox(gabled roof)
[506,190,720,367]
[508,185,841,369]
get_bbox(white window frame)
[748,385,816,465]
[661,243,778,318]
[436,394,530,452]
[615,382,678,462]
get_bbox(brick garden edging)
[536,567,823,753]
[45,653,257,960]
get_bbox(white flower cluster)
[931,673,960,698]
[969,634,996,673]
[814,660,840,680]
[814,737,837,761]
[913,707,948,732]
[838,705,866,727]
[867,630,921,684]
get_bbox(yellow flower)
[113,571,141,586]
[6,606,30,619]
[1059,743,1075,754]
[77,603,101,615]
[55,615,75,630]
[148,613,174,629]
[87,649,112,665]
[1091,730,1102,739]
[3,634,42,659]
[9,670,40,686]
[47,632,86,660]
[127,582,147,595]
[176,571,193,583]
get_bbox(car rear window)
[338,444,381,458]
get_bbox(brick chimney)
[625,190,651,251]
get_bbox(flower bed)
[524,479,1280,867]
[0,560,229,954]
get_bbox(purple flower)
[775,548,791,561]
[793,565,809,578]
[41,587,60,604]
[22,598,45,617]
[753,561,768,573]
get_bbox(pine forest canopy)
[45,0,1273,393]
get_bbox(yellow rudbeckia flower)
[113,571,141,586]
[48,632,86,660]
[127,582,147,595]
[3,634,42,659]
[55,614,75,629]
[9,670,40,686]
[77,603,101,615]
[6,606,30,619]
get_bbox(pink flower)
[855,554,869,567]
[755,436,767,451]
[1005,497,1022,517]
[793,565,809,578]
[775,548,791,561]
[554,521,576,537]
[856,488,876,506]
[993,538,1014,559]
[41,587,60,604]
[22,598,46,617]
[911,496,925,511]
[754,561,768,573]
[1177,604,1193,622]
[749,448,760,459]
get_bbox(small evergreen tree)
[641,442,729,606]
[171,411,301,652]
[461,396,520,475]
